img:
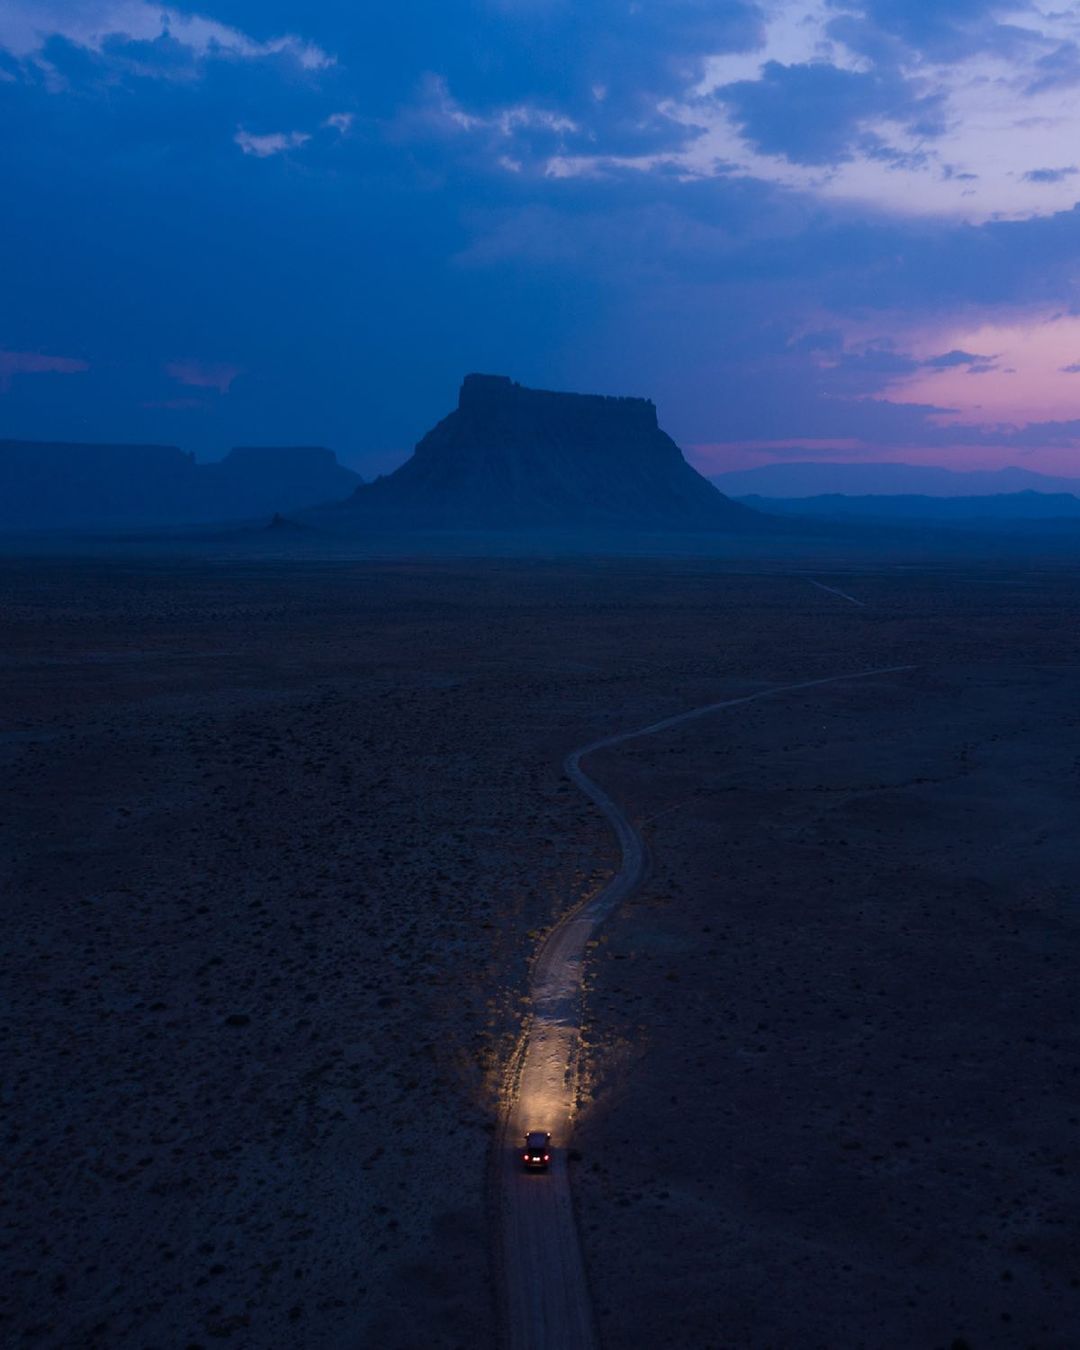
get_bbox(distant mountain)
[742,491,1080,523]
[710,461,1080,498]
[197,447,360,520]
[0,441,360,530]
[316,373,768,532]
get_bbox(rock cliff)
[328,374,763,531]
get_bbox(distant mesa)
[315,373,767,532]
[200,446,358,521]
[711,459,1080,498]
[0,440,360,531]
[742,491,1080,523]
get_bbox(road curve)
[495,664,916,1350]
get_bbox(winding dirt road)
[495,664,916,1350]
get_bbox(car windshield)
[526,1133,548,1149]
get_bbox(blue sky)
[3,0,1080,475]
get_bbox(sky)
[3,1,1080,477]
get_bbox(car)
[522,1130,551,1169]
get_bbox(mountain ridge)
[742,491,1080,523]
[709,460,1080,498]
[0,440,360,530]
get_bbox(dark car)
[522,1130,551,1169]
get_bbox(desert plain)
[2,554,1079,1348]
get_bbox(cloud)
[390,74,600,175]
[0,1,333,80]
[715,61,944,166]
[1059,362,1080,374]
[824,0,1038,63]
[1023,165,1077,183]
[323,111,354,134]
[924,349,988,368]
[399,74,578,141]
[923,349,998,372]
[635,2,1080,220]
[1024,40,1080,94]
[941,165,978,183]
[164,359,241,392]
[769,338,997,401]
[0,349,88,392]
[391,0,764,162]
[234,128,311,157]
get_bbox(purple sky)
[3,1,1080,477]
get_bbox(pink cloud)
[164,359,242,394]
[889,315,1080,427]
[0,348,88,392]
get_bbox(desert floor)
[2,556,1078,1347]
[574,567,1080,1349]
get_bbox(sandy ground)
[574,571,1080,1348]
[2,557,1078,1347]
[0,560,617,1348]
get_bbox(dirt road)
[495,665,916,1350]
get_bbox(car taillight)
[543,1154,550,1162]
[522,1154,528,1161]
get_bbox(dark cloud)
[822,14,910,67]
[715,61,943,166]
[1023,165,1077,183]
[815,341,922,384]
[199,0,766,159]
[9,0,766,162]
[764,342,998,403]
[825,0,1038,63]
[924,349,998,371]
[1025,40,1080,94]
[925,349,987,367]
[816,205,1080,313]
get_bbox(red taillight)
[543,1154,550,1162]
[522,1154,528,1162]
